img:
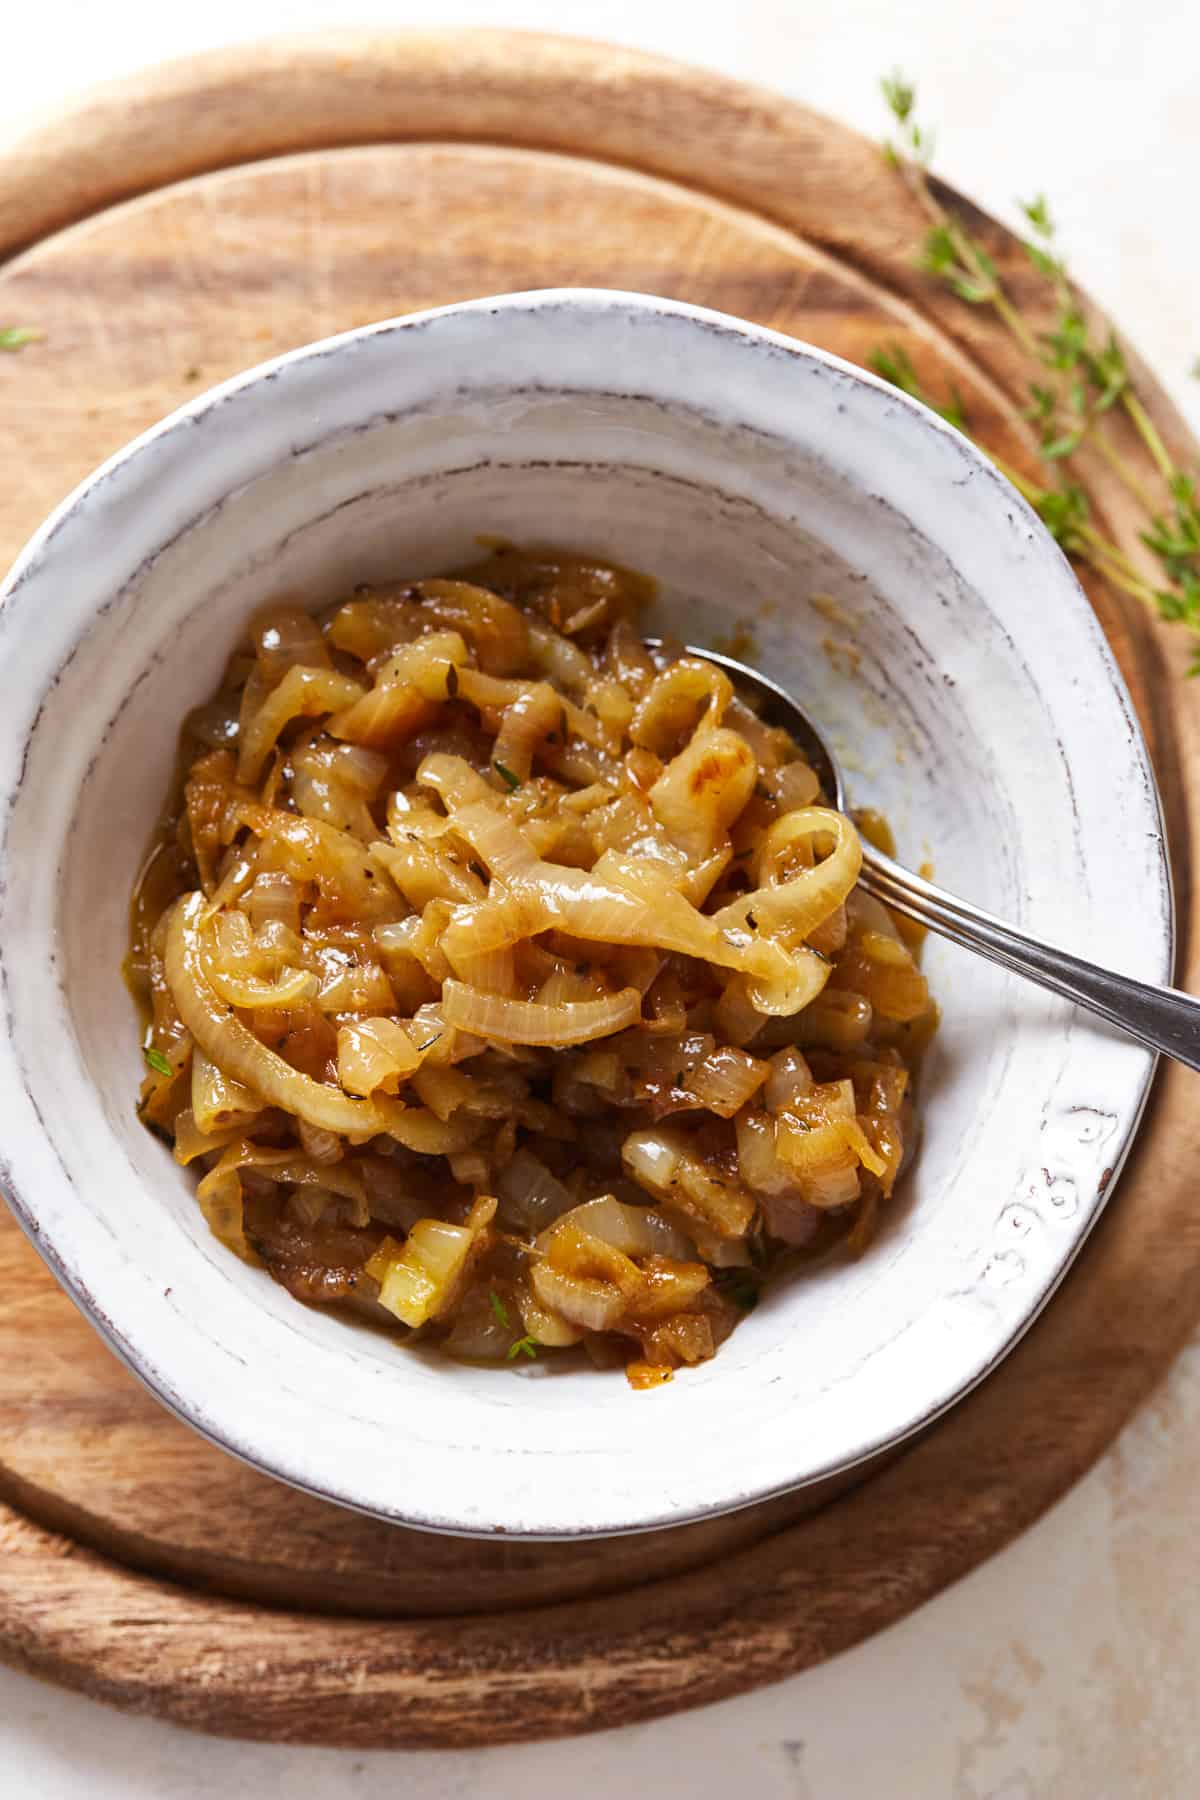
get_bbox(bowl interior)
[0,294,1170,1535]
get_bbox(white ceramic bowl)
[0,291,1171,1538]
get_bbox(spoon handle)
[859,848,1197,1074]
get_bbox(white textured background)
[3,3,1199,1796]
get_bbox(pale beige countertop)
[3,4,1199,1795]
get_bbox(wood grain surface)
[0,28,1196,1748]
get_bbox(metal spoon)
[676,642,1198,1074]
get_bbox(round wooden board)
[0,29,1197,1749]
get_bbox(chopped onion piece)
[369,1221,474,1328]
[684,1046,768,1118]
[337,1017,419,1097]
[764,1047,814,1114]
[518,1283,584,1347]
[535,1195,696,1262]
[495,1149,574,1233]
[530,1262,625,1332]
[366,1196,495,1328]
[622,1126,755,1238]
[244,872,302,935]
[648,727,757,862]
[191,1051,262,1134]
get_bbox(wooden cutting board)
[0,29,1197,1749]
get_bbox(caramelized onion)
[238,666,367,783]
[167,894,480,1150]
[535,1195,696,1262]
[530,1262,625,1332]
[138,548,937,1388]
[495,1148,574,1233]
[441,980,642,1046]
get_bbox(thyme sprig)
[878,73,1200,674]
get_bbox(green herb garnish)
[489,1290,510,1328]
[143,1045,173,1078]
[507,1334,538,1361]
[493,761,521,791]
[876,71,1200,674]
[0,327,40,352]
[869,343,966,430]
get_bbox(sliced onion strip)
[442,979,641,1046]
